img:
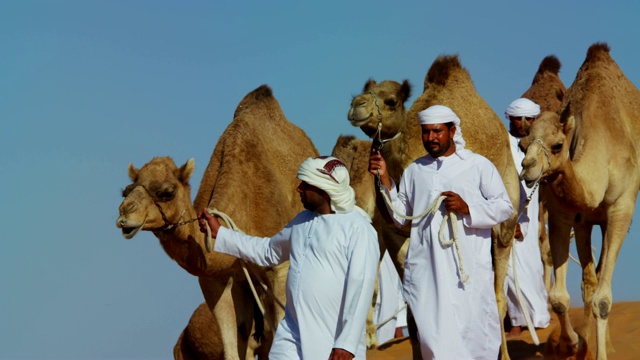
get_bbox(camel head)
[117,157,196,239]
[519,111,575,188]
[347,79,412,141]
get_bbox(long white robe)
[215,210,379,360]
[505,134,550,328]
[373,250,406,345]
[383,151,513,360]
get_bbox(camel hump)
[538,55,561,75]
[425,54,463,88]
[585,42,612,63]
[233,84,275,118]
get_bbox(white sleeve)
[382,176,412,228]
[463,161,514,229]
[214,224,292,267]
[333,225,380,354]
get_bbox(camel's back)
[561,44,640,163]
[195,85,319,237]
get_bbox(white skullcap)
[417,105,469,158]
[297,156,370,220]
[505,98,540,118]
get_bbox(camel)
[347,54,521,359]
[174,302,224,360]
[117,85,319,359]
[519,42,640,360]
[520,55,567,294]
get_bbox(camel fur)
[520,42,640,360]
[117,85,318,359]
[520,55,568,294]
[347,54,521,359]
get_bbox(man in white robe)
[369,105,514,359]
[504,98,550,337]
[198,156,379,360]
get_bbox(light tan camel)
[519,43,640,360]
[347,54,521,359]
[520,55,567,293]
[117,85,318,360]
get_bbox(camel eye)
[384,98,397,110]
[551,143,563,154]
[156,188,175,201]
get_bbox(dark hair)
[445,121,454,129]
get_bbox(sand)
[366,301,640,359]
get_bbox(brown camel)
[519,42,640,360]
[347,54,521,359]
[174,302,224,360]
[520,55,567,294]
[117,85,318,359]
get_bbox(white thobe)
[373,250,406,345]
[383,151,513,360]
[215,210,379,360]
[505,134,550,328]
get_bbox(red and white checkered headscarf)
[297,156,370,220]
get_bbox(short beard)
[425,141,451,158]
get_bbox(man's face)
[421,123,455,158]
[296,181,329,212]
[509,115,535,137]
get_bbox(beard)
[424,140,452,158]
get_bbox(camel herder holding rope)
[198,156,379,360]
[368,105,514,359]
[504,98,550,338]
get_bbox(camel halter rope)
[203,208,286,325]
[368,91,402,150]
[140,185,198,232]
[137,186,285,328]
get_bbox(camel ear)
[363,79,376,92]
[564,116,575,135]
[177,158,195,184]
[128,163,139,182]
[400,80,412,103]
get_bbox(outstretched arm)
[201,209,297,267]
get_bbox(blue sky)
[2,1,639,358]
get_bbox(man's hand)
[198,209,221,238]
[441,191,469,215]
[369,147,391,189]
[514,223,524,241]
[328,348,354,360]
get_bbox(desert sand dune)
[367,301,640,360]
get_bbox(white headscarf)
[297,156,371,220]
[505,98,540,118]
[417,105,470,159]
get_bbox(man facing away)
[503,98,550,338]
[198,156,380,360]
[368,105,514,359]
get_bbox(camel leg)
[591,200,634,360]
[199,276,252,360]
[493,217,516,360]
[574,222,597,345]
[547,211,581,354]
[538,200,553,295]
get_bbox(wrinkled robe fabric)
[505,134,550,328]
[383,151,514,360]
[373,250,406,345]
[215,210,379,360]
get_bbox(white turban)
[417,105,470,159]
[505,98,540,118]
[297,156,370,220]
